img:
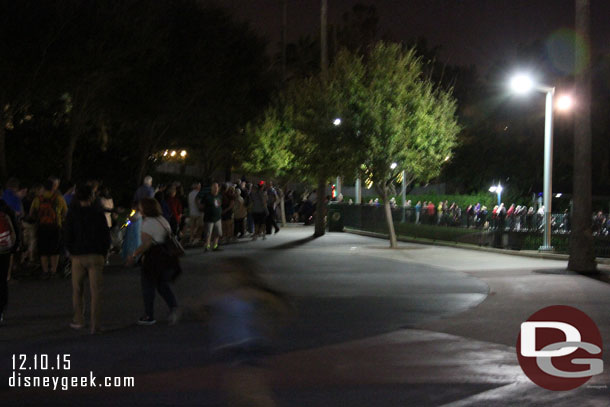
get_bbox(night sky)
[220,0,610,72]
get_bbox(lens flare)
[556,95,574,111]
[546,29,590,75]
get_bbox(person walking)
[208,257,290,407]
[202,182,223,252]
[0,186,20,325]
[64,185,111,334]
[128,198,179,325]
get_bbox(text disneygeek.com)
[9,354,135,391]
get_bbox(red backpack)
[0,211,16,253]
[38,193,58,225]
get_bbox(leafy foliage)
[345,43,461,199]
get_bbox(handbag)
[142,244,182,282]
[154,218,185,257]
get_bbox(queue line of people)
[126,177,283,257]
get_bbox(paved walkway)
[1,225,609,406]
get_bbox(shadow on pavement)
[266,235,318,251]
[577,270,610,284]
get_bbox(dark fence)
[331,203,610,258]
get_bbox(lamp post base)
[538,245,555,252]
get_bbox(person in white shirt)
[128,198,178,326]
[187,182,203,245]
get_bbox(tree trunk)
[64,131,78,181]
[280,181,291,227]
[0,123,7,182]
[280,195,286,226]
[382,187,398,248]
[568,0,597,273]
[314,0,328,238]
[314,175,326,237]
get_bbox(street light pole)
[540,87,555,251]
[401,169,407,223]
[489,183,503,207]
[336,176,342,198]
[497,186,502,206]
[510,74,557,252]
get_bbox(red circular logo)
[516,305,603,391]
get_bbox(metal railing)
[331,203,610,257]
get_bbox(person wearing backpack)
[29,179,67,279]
[0,185,21,324]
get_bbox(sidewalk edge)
[343,227,610,265]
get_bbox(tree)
[568,0,596,273]
[351,43,460,247]
[246,42,459,246]
[242,106,297,179]
[244,49,365,235]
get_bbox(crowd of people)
[0,174,295,332]
[1,175,292,404]
[127,176,288,252]
[360,198,609,235]
[592,211,610,236]
[344,195,609,234]
[402,200,555,231]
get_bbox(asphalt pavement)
[1,224,609,406]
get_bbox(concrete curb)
[343,227,610,265]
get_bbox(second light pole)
[510,74,555,251]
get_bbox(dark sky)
[219,0,610,73]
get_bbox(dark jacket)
[63,204,111,256]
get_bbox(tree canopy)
[246,41,460,246]
[0,0,274,201]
